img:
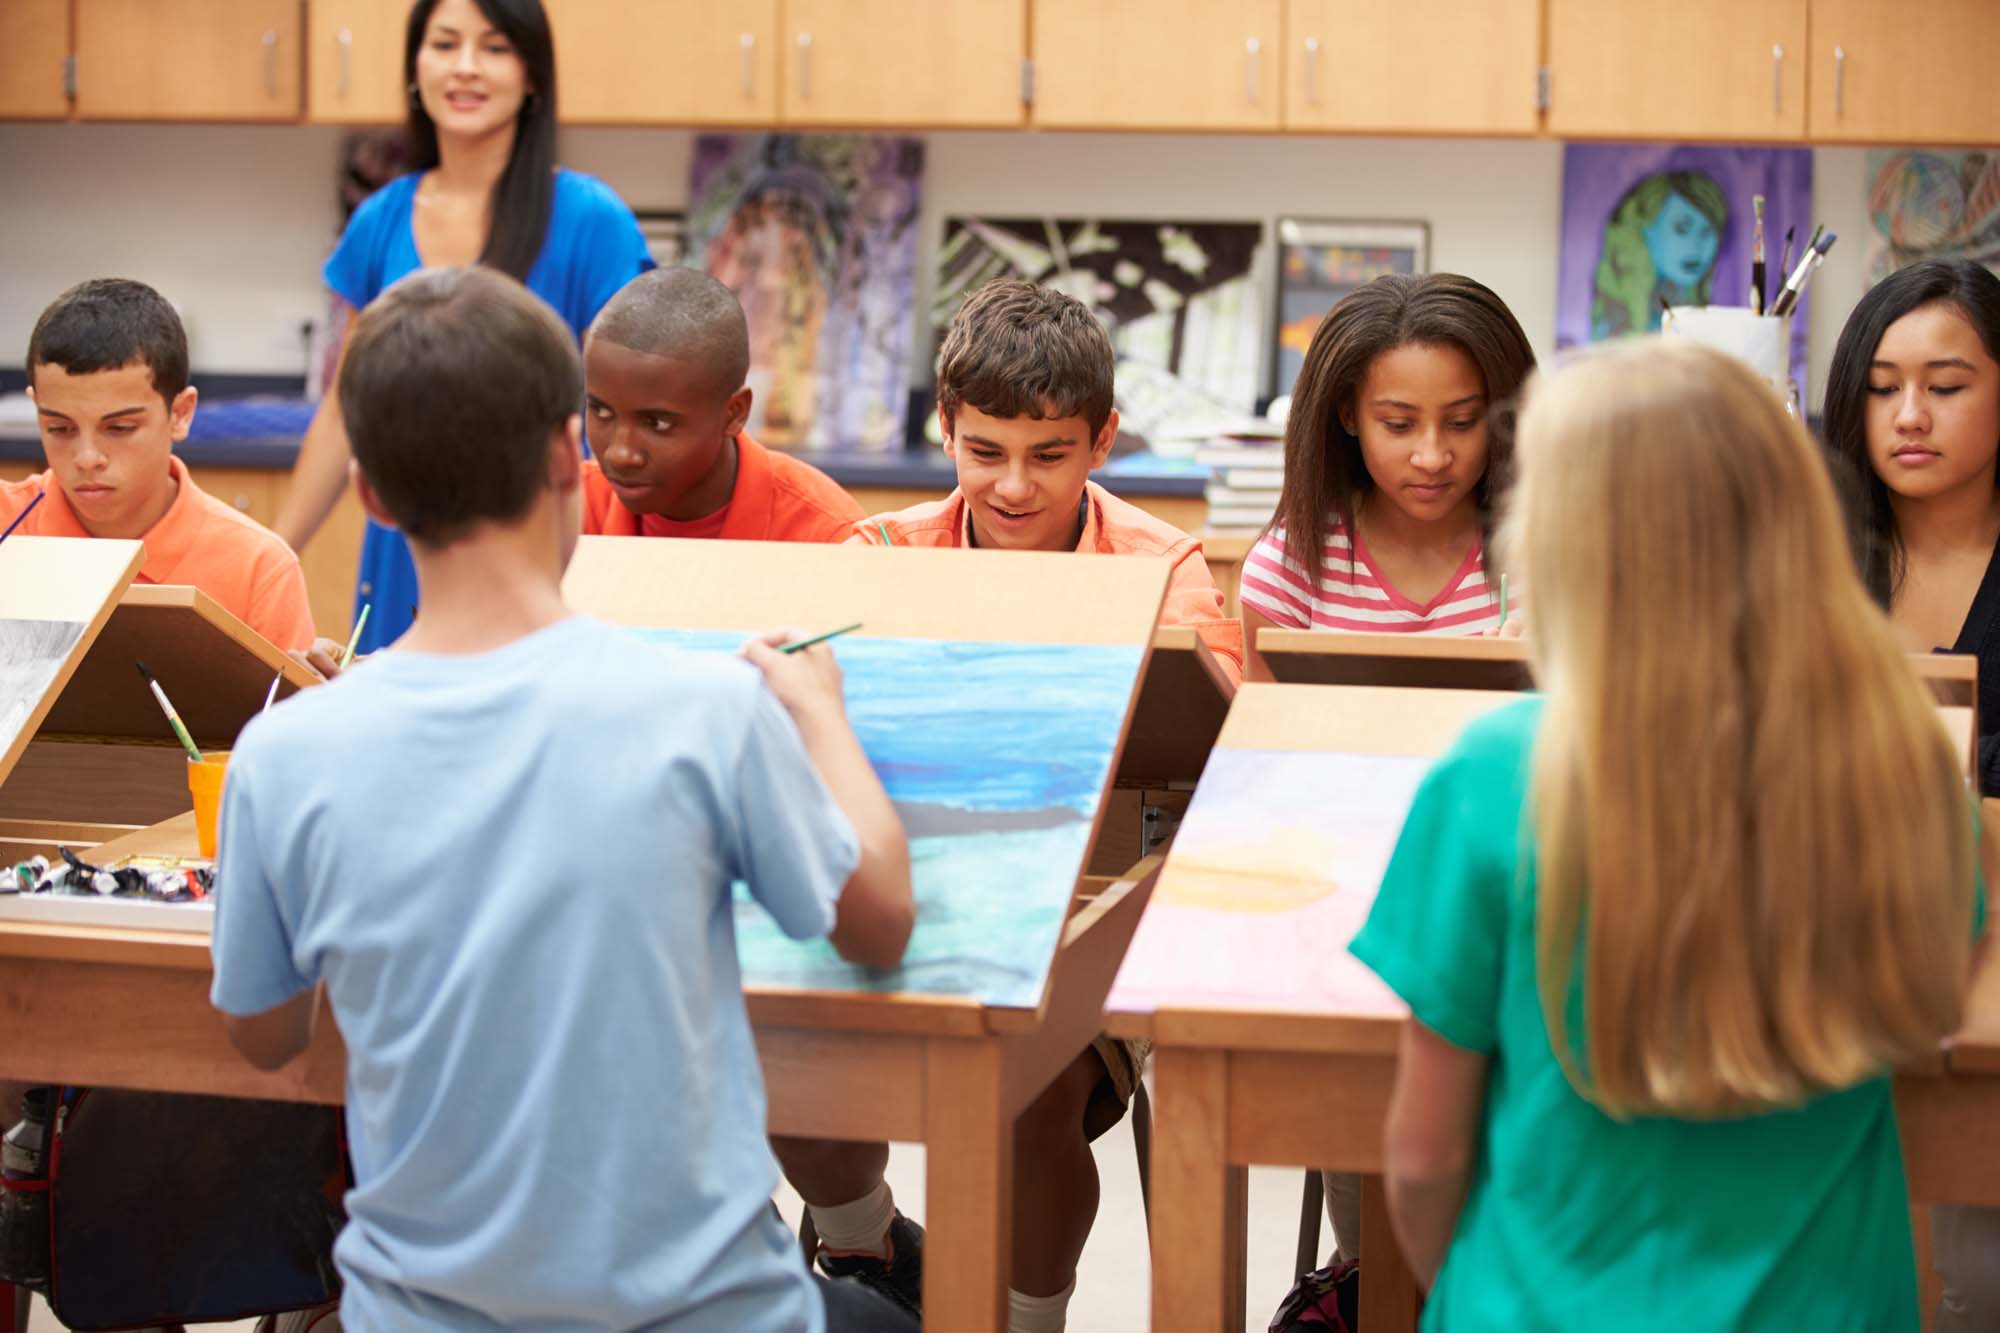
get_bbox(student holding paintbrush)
[211,266,916,1332]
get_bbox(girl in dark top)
[1824,257,2000,1331]
[1826,259,2000,796]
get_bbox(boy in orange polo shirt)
[580,268,863,541]
[782,279,1238,1333]
[851,279,1242,684]
[3,278,315,651]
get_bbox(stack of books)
[1197,423,1285,532]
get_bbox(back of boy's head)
[340,266,580,546]
[1505,339,1974,1118]
[27,278,189,403]
[936,278,1115,438]
[588,268,750,396]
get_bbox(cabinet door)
[550,0,779,125]
[0,0,70,120]
[307,0,408,125]
[77,0,302,121]
[1546,0,1807,140]
[1033,0,1282,131]
[781,0,1023,128]
[1284,0,1538,134]
[1810,0,2000,145]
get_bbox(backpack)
[1268,1259,1361,1332]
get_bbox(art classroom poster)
[935,216,1263,444]
[1864,150,2000,284]
[1557,144,1813,380]
[687,134,924,452]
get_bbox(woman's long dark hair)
[403,0,556,281]
[1823,260,2000,605]
[1273,273,1538,592]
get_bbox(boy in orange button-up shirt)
[579,268,863,543]
[850,280,1242,685]
[3,278,314,652]
[784,278,1238,1332]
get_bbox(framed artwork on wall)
[1272,219,1430,398]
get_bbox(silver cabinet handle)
[796,31,812,102]
[740,32,755,99]
[1245,36,1261,105]
[1304,36,1320,106]
[336,27,352,98]
[1834,44,1846,116]
[1771,43,1783,115]
[264,29,278,98]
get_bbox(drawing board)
[0,537,143,788]
[563,537,1166,1010]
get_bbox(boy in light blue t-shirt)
[209,266,918,1332]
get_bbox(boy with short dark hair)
[581,268,864,541]
[210,266,917,1332]
[854,278,1242,681]
[4,278,314,650]
[790,278,1234,1333]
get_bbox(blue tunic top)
[323,169,653,652]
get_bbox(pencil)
[876,521,895,546]
[261,666,284,713]
[135,661,204,763]
[1497,575,1510,632]
[339,604,371,669]
[780,622,862,655]
[0,490,45,545]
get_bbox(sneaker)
[817,1211,924,1318]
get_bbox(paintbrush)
[1771,231,1838,318]
[780,622,862,655]
[136,661,204,763]
[339,604,371,669]
[1751,195,1767,315]
[261,665,285,713]
[1776,225,1796,291]
[0,491,45,545]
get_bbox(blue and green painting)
[638,630,1144,1007]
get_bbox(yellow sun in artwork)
[1154,826,1343,913]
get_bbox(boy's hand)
[289,637,347,681]
[742,628,848,723]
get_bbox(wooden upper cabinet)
[781,0,1023,128]
[0,0,70,119]
[1809,0,2000,145]
[1284,0,1539,134]
[307,0,408,124]
[1033,0,1283,130]
[551,0,779,125]
[1545,0,1808,141]
[76,0,302,121]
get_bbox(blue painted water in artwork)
[635,629,1143,1007]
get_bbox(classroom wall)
[0,122,1871,409]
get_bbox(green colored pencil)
[875,521,895,546]
[780,622,862,655]
[339,603,371,669]
[1497,574,1510,631]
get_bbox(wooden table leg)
[1359,1174,1419,1331]
[1151,1047,1233,1333]
[1225,1164,1250,1332]
[922,1039,1012,1333]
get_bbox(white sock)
[1007,1281,1074,1333]
[806,1181,896,1258]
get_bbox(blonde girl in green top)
[1351,339,1980,1330]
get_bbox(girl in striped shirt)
[1241,274,1538,679]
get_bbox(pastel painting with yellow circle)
[1154,826,1345,914]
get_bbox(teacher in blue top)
[274,0,652,654]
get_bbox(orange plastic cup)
[187,751,231,859]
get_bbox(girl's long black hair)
[1823,260,2000,605]
[402,0,556,281]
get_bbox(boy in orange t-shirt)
[784,279,1236,1332]
[580,268,862,542]
[3,278,314,651]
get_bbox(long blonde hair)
[1505,340,1974,1117]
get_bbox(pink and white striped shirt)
[1240,512,1508,634]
